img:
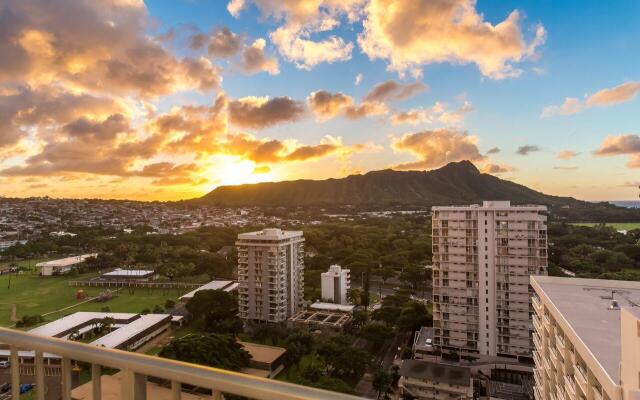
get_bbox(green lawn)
[571,222,640,231]
[0,271,187,327]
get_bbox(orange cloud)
[240,39,280,75]
[480,163,516,174]
[542,81,640,117]
[391,100,473,125]
[307,90,387,120]
[391,129,485,170]
[593,134,640,168]
[0,0,221,97]
[358,0,546,79]
[556,150,579,160]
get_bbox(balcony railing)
[0,327,362,400]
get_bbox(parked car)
[0,383,10,393]
[20,383,35,394]
[0,361,10,368]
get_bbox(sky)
[0,0,639,201]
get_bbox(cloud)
[355,73,364,86]
[480,163,515,174]
[593,134,640,168]
[222,133,369,164]
[542,81,640,117]
[586,81,640,107]
[0,0,221,97]
[190,27,243,58]
[228,96,306,129]
[358,0,546,79]
[229,0,367,69]
[0,84,125,149]
[240,39,280,75]
[516,145,540,155]
[556,150,579,160]
[391,128,485,170]
[541,97,582,118]
[552,166,578,170]
[307,90,387,120]
[364,80,427,103]
[391,100,472,125]
[486,147,501,154]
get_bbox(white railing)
[0,327,363,400]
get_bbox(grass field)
[0,271,187,327]
[571,222,640,231]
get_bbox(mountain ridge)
[196,161,586,208]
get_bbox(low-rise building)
[289,302,353,333]
[101,268,157,281]
[531,275,640,400]
[238,341,287,378]
[412,326,435,359]
[36,254,98,276]
[321,265,350,305]
[179,280,238,303]
[398,359,474,400]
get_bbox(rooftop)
[433,201,546,211]
[239,341,287,364]
[237,228,304,241]
[531,276,640,383]
[102,268,155,277]
[29,312,138,338]
[91,314,171,348]
[309,302,355,313]
[36,254,98,268]
[179,280,236,301]
[399,359,471,387]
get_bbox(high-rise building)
[236,228,305,323]
[321,265,351,305]
[431,201,547,358]
[531,275,640,400]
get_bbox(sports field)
[0,270,186,327]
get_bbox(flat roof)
[179,280,236,301]
[532,276,640,383]
[29,312,138,338]
[433,201,546,211]
[415,326,433,347]
[36,254,98,268]
[91,314,171,348]
[237,228,303,241]
[309,302,355,313]
[238,341,286,364]
[399,359,471,387]
[102,268,154,277]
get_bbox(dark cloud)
[228,96,306,129]
[516,145,541,155]
[363,80,427,103]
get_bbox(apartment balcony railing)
[0,327,362,400]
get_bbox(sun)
[204,155,274,188]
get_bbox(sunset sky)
[1,0,639,201]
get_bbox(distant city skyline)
[0,0,639,201]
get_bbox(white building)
[179,280,239,303]
[398,359,473,400]
[431,201,547,358]
[531,275,640,400]
[36,254,98,276]
[236,229,305,323]
[321,265,350,305]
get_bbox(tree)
[372,368,393,399]
[284,332,315,365]
[186,290,242,334]
[359,323,394,349]
[159,334,250,371]
[347,288,363,306]
[318,335,371,381]
[396,301,432,332]
[351,309,369,329]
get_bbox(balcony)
[0,327,361,400]
[564,375,576,397]
[574,364,588,394]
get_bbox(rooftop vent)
[608,300,620,310]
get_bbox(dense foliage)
[186,290,243,334]
[549,224,640,280]
[159,333,250,371]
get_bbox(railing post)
[91,363,102,400]
[171,380,181,400]
[10,345,20,400]
[212,389,222,400]
[61,357,72,400]
[121,369,147,400]
[35,350,45,400]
